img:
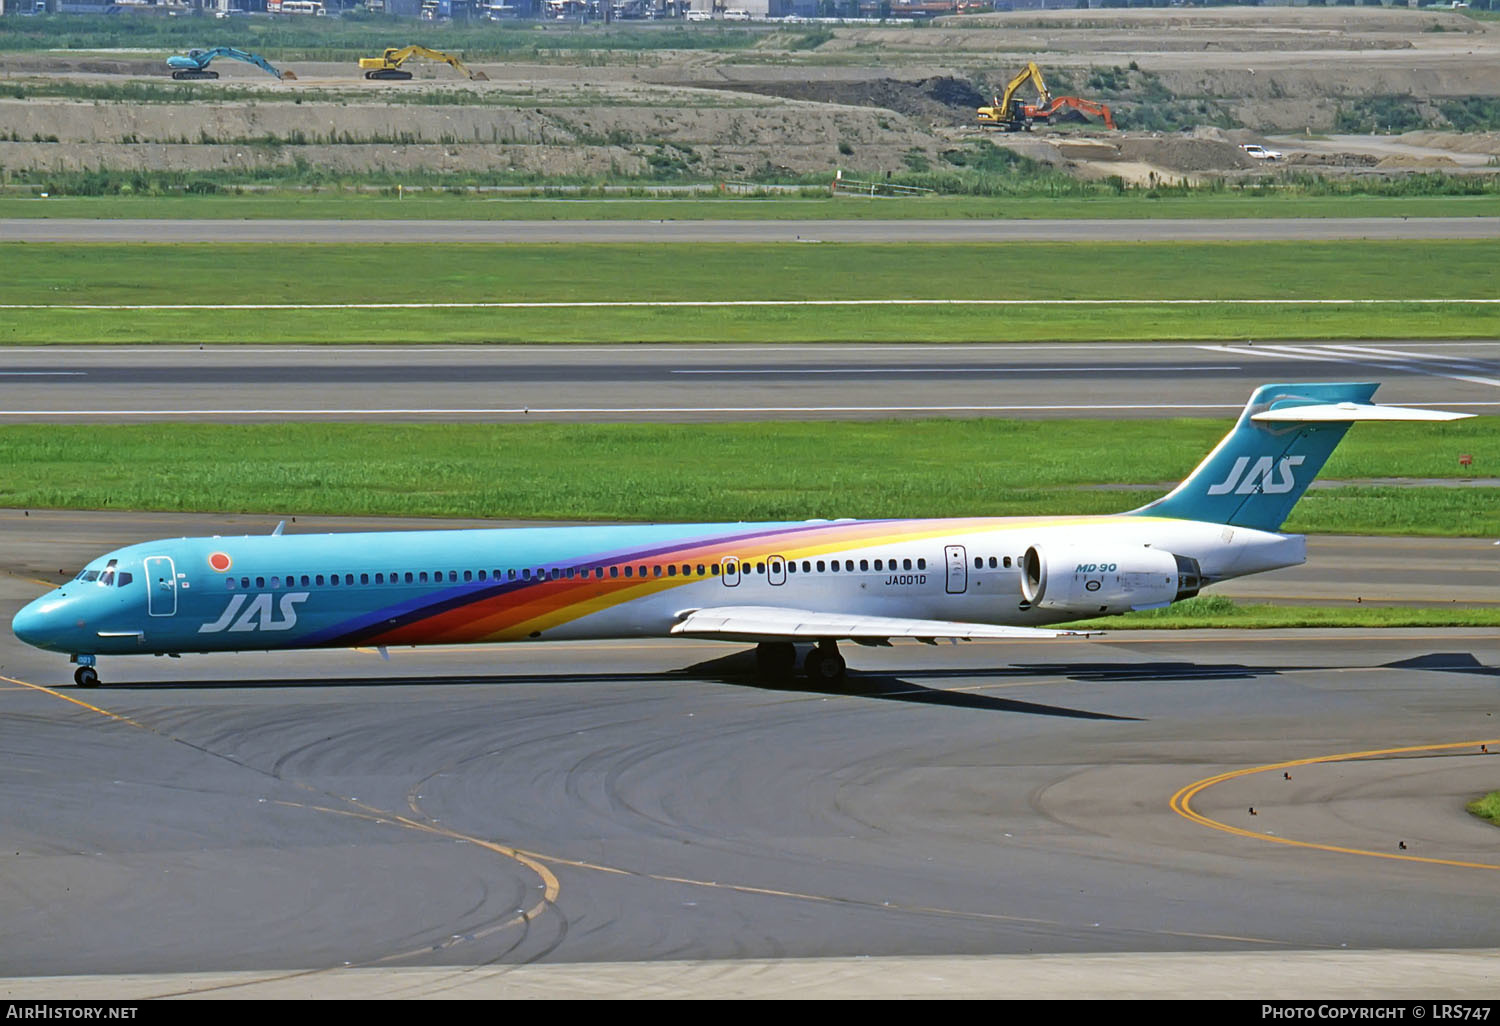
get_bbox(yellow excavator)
[976,62,1050,132]
[358,45,489,81]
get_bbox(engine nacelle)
[1021,544,1202,615]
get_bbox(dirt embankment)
[4,7,1500,183]
[0,96,938,178]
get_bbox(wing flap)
[670,606,1095,642]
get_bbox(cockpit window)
[81,570,100,582]
[117,572,133,587]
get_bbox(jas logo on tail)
[1205,455,1305,497]
[199,593,308,634]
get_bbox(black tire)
[74,666,99,688]
[755,641,796,680]
[803,649,824,681]
[815,651,847,683]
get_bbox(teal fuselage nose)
[11,592,74,653]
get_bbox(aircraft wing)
[670,606,1095,644]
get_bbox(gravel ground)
[3,8,1499,182]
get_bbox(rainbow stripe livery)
[11,383,1470,687]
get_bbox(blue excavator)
[166,47,297,82]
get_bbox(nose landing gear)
[71,655,99,688]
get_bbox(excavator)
[1029,95,1116,131]
[166,47,296,81]
[358,45,489,82]
[976,62,1118,132]
[976,61,1049,132]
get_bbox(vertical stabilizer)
[1127,383,1377,532]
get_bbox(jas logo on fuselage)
[1205,455,1305,497]
[199,592,309,634]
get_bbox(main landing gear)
[72,655,99,688]
[802,639,847,683]
[753,640,847,684]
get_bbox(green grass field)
[3,192,1499,222]
[1469,791,1500,825]
[1066,596,1500,630]
[2,419,1493,534]
[4,240,1498,344]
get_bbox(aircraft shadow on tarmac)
[79,650,1494,721]
[1383,652,1499,678]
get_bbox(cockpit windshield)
[73,560,133,588]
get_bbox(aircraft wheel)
[803,647,846,683]
[754,641,796,680]
[815,651,847,682]
[74,666,99,689]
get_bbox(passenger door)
[144,556,177,616]
[944,545,967,595]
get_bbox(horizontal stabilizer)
[1252,402,1473,423]
[671,606,1095,643]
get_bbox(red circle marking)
[208,552,232,573]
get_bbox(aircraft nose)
[12,594,67,651]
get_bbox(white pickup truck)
[1240,143,1284,161]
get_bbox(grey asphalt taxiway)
[1,511,1497,998]
[3,340,1498,422]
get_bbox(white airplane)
[11,382,1468,688]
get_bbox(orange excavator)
[1029,95,1116,131]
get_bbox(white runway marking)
[1204,343,1500,389]
[5,299,1500,311]
[0,371,86,376]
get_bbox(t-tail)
[1127,382,1472,532]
